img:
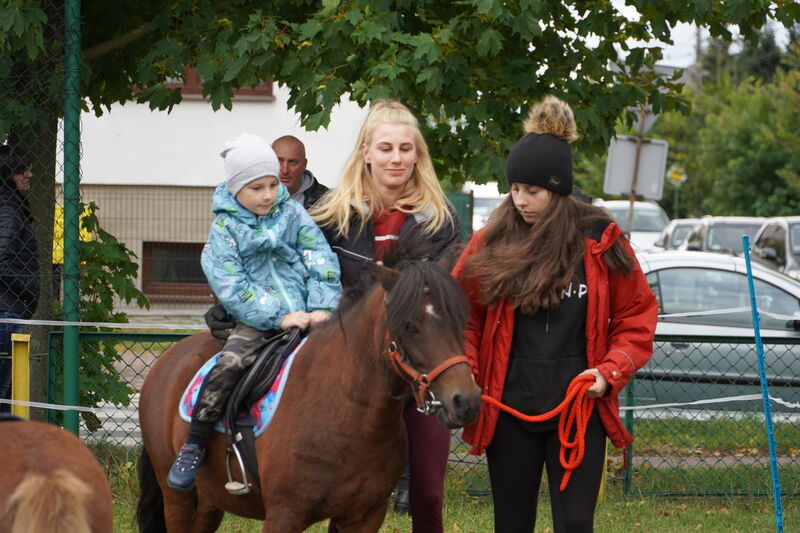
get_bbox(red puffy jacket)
[451,222,657,454]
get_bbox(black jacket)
[301,171,329,210]
[323,204,462,288]
[0,186,39,318]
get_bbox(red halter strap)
[385,331,469,412]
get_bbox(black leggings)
[486,411,607,533]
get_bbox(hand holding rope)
[481,373,597,491]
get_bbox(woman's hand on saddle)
[579,368,609,398]
[307,310,331,327]
[280,311,312,331]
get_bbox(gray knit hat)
[221,134,280,196]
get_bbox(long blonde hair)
[311,100,453,237]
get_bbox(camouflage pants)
[192,323,274,422]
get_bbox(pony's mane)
[384,260,468,342]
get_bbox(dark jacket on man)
[292,170,329,210]
[0,185,39,318]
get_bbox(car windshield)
[707,223,763,254]
[474,197,502,218]
[606,207,667,232]
[670,224,693,247]
[790,223,800,256]
[472,196,504,231]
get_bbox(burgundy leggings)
[403,402,451,533]
[328,402,451,533]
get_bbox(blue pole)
[742,235,783,533]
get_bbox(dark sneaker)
[166,443,205,491]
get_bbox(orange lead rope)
[481,373,596,491]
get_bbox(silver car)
[751,215,800,280]
[653,217,697,250]
[633,250,800,410]
[592,199,670,251]
[678,215,765,256]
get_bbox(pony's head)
[369,236,481,429]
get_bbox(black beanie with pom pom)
[505,96,578,196]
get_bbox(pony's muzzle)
[438,387,482,429]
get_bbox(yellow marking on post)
[11,333,30,419]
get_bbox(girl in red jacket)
[452,96,657,533]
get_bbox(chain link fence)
[626,335,800,496]
[3,0,799,504]
[1,0,72,415]
[42,331,800,496]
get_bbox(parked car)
[632,250,800,409]
[464,181,506,233]
[653,218,698,250]
[751,216,800,280]
[678,216,765,256]
[592,199,669,251]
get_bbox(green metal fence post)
[62,0,82,434]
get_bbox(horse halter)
[385,331,470,415]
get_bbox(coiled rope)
[481,373,596,491]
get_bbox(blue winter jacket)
[201,182,342,331]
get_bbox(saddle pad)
[179,337,307,437]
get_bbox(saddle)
[221,327,303,495]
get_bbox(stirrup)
[225,432,251,495]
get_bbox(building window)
[165,67,274,101]
[142,242,215,303]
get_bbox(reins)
[481,373,596,491]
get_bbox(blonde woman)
[312,100,462,533]
[312,100,459,287]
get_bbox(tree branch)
[84,20,159,61]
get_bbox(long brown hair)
[462,194,634,314]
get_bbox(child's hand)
[280,311,311,331]
[307,311,331,327]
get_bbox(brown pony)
[0,418,113,533]
[137,246,482,532]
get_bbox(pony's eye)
[404,322,419,335]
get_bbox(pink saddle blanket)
[178,338,306,437]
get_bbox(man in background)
[272,135,328,209]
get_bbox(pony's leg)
[260,509,306,533]
[329,505,388,533]
[161,490,200,533]
[192,499,224,533]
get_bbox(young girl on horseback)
[167,134,342,492]
[452,96,658,533]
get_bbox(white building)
[76,81,368,323]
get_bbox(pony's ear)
[437,243,466,271]
[372,263,402,293]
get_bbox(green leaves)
[410,33,441,62]
[416,66,443,93]
[3,0,799,190]
[0,4,47,59]
[475,28,502,57]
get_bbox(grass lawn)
[102,445,797,532]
